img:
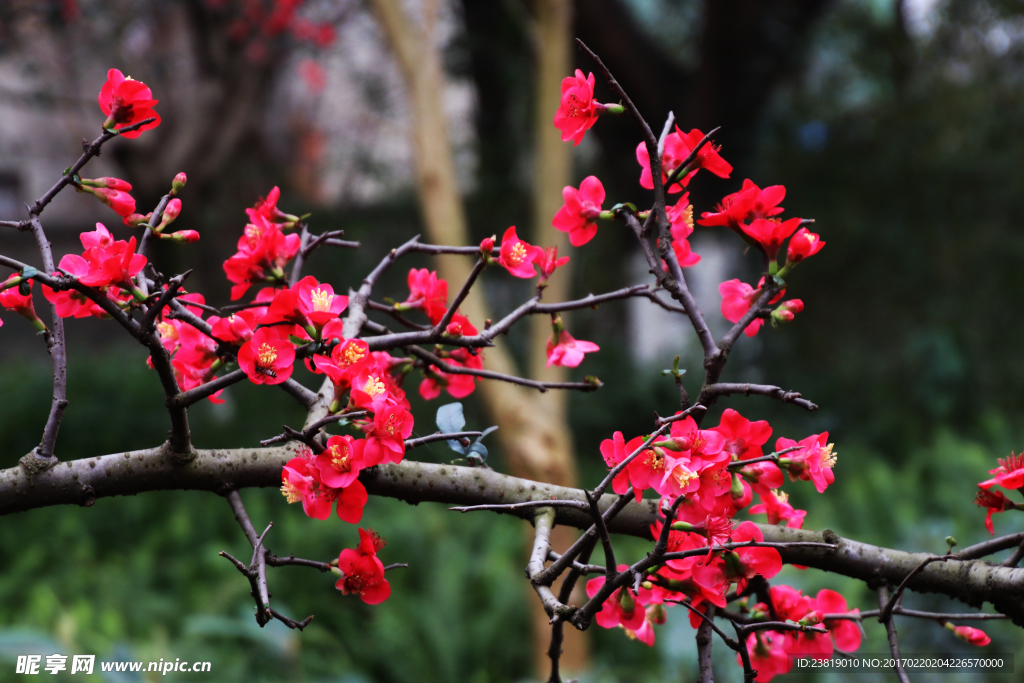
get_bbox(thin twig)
[877,586,913,683]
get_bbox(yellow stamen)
[257,343,278,367]
[681,204,694,231]
[244,224,264,248]
[770,489,789,504]
[672,465,698,489]
[343,345,366,365]
[646,450,664,471]
[820,443,837,469]
[310,287,334,312]
[363,376,386,396]
[508,242,527,266]
[329,444,350,471]
[281,481,301,504]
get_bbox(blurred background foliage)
[2,0,1024,680]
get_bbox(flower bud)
[81,177,133,191]
[944,621,991,646]
[445,321,463,337]
[78,184,136,217]
[153,199,182,233]
[786,227,825,264]
[170,172,187,196]
[480,236,494,255]
[123,212,151,227]
[771,299,804,324]
[648,603,667,625]
[166,229,200,244]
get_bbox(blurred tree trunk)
[526,0,590,678]
[370,0,586,675]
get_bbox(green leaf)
[436,403,465,434]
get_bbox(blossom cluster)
[552,71,825,339]
[592,408,840,662]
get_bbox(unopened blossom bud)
[170,172,187,196]
[166,229,200,244]
[78,184,136,217]
[943,621,991,646]
[154,198,182,233]
[123,212,151,227]
[445,321,463,337]
[81,177,133,191]
[648,603,667,625]
[771,299,804,324]
[480,236,494,255]
[730,472,746,498]
[798,612,821,627]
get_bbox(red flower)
[311,339,372,395]
[247,186,299,226]
[0,275,33,314]
[625,440,665,502]
[363,404,414,466]
[210,310,259,344]
[979,451,1024,491]
[786,227,825,264]
[223,214,301,299]
[975,488,1017,534]
[418,348,481,400]
[81,223,115,249]
[586,564,654,631]
[297,278,349,328]
[553,70,599,145]
[813,589,861,652]
[624,609,658,646]
[537,246,570,284]
[350,366,396,413]
[667,193,701,268]
[749,489,806,529]
[712,409,772,462]
[719,278,784,338]
[776,433,837,493]
[237,327,295,385]
[552,176,605,246]
[497,226,543,278]
[314,435,368,489]
[599,431,636,496]
[281,455,336,520]
[98,69,160,138]
[334,480,370,524]
[739,631,792,682]
[741,217,803,260]
[402,269,448,325]
[699,179,786,230]
[949,624,991,646]
[74,235,147,288]
[336,528,391,604]
[691,522,782,595]
[770,585,815,622]
[636,127,732,193]
[546,329,600,368]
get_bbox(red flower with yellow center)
[238,327,295,385]
[314,435,367,489]
[497,226,543,279]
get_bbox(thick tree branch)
[3,450,1024,623]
